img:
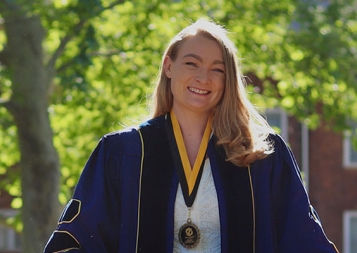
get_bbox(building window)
[265,108,288,142]
[344,210,357,253]
[0,209,21,252]
[343,124,357,168]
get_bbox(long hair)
[151,19,275,166]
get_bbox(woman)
[44,19,338,253]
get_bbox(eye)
[185,62,198,67]
[213,68,225,74]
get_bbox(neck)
[172,108,210,140]
[171,108,211,167]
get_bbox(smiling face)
[163,34,225,117]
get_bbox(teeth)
[189,87,209,94]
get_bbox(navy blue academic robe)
[44,115,338,253]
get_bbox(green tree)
[0,0,356,252]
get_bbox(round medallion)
[178,220,201,249]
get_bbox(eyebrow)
[183,53,224,65]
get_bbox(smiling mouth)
[188,87,210,95]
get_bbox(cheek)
[215,82,225,101]
[217,80,225,95]
[213,75,225,89]
[170,79,181,97]
[217,90,224,103]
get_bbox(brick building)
[267,108,357,253]
[308,123,357,253]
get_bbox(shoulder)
[97,115,167,153]
[253,133,296,169]
[100,128,139,147]
[86,128,141,160]
[263,133,300,173]
[100,115,166,144]
[138,115,166,132]
[102,128,140,144]
[266,133,292,158]
[267,133,287,148]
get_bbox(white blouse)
[173,159,221,252]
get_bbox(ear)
[163,55,173,78]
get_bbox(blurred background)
[0,0,356,252]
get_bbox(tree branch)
[46,19,86,71]
[57,58,76,73]
[47,0,125,72]
[103,0,125,11]
[57,49,122,73]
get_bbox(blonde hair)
[151,19,275,166]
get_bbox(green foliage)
[1,0,357,226]
[265,0,357,129]
[0,107,19,187]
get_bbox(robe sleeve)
[44,130,135,253]
[270,134,339,253]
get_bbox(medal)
[166,110,212,249]
[179,218,201,249]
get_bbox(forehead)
[177,34,223,60]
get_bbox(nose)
[196,68,209,84]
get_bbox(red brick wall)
[308,124,357,251]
